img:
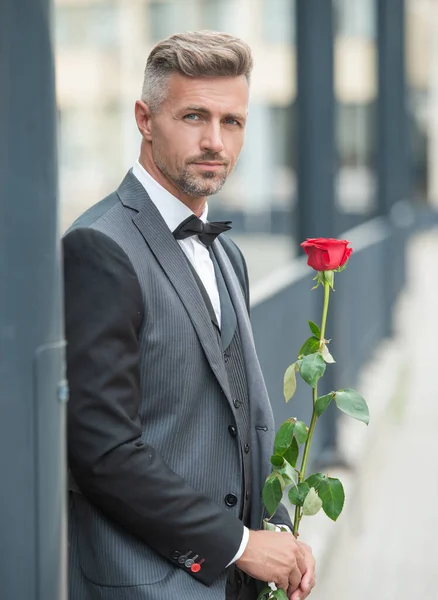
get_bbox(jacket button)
[244,443,250,453]
[233,399,241,409]
[225,493,238,507]
[171,551,180,560]
[228,425,237,437]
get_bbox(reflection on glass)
[335,0,377,216]
[262,0,295,45]
[147,0,199,43]
[56,5,118,48]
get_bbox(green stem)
[293,278,332,537]
[293,386,318,536]
[319,280,331,345]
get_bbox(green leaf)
[294,421,308,444]
[315,393,334,417]
[288,482,310,506]
[262,518,278,532]
[283,437,299,468]
[262,474,283,517]
[298,352,326,388]
[306,472,325,487]
[273,589,288,600]
[308,320,321,338]
[276,461,298,487]
[302,487,323,516]
[257,586,273,600]
[274,419,295,455]
[304,473,345,521]
[270,454,284,468]
[298,336,320,358]
[334,389,370,425]
[317,477,345,521]
[283,363,297,402]
[321,343,335,363]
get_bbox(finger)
[288,566,302,594]
[295,550,307,575]
[300,569,315,595]
[289,589,303,600]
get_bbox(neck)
[138,153,207,217]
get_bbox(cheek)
[224,131,245,162]
[168,123,202,159]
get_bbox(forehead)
[164,73,249,114]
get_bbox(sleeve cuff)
[226,526,249,567]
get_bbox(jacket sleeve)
[271,503,294,531]
[63,227,244,586]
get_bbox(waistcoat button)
[225,493,238,507]
[244,443,250,453]
[228,425,237,437]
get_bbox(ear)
[135,100,153,141]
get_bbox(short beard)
[154,153,229,198]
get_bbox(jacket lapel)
[209,250,237,351]
[116,171,233,405]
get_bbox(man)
[64,31,316,600]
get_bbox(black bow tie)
[173,215,232,247]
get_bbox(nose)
[201,121,224,154]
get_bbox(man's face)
[147,73,249,198]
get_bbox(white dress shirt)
[132,160,249,565]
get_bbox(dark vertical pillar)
[0,1,67,598]
[377,0,409,216]
[377,0,409,336]
[296,0,336,244]
[296,0,339,465]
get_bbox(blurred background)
[2,0,438,598]
[55,1,438,598]
[58,0,431,240]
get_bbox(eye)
[224,117,241,127]
[184,113,201,121]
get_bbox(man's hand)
[288,540,316,600]
[235,530,306,593]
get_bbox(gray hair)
[141,30,253,112]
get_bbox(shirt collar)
[132,160,208,232]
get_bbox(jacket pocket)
[72,493,172,587]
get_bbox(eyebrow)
[183,106,246,121]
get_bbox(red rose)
[300,238,353,271]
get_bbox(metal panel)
[0,0,67,597]
[377,0,409,216]
[296,0,336,243]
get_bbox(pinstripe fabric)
[67,172,278,600]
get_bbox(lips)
[192,162,227,173]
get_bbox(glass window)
[262,0,295,45]
[58,104,122,174]
[334,0,376,39]
[336,103,377,213]
[201,0,241,34]
[147,1,200,43]
[334,0,377,216]
[56,4,118,49]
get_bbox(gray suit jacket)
[64,171,291,600]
